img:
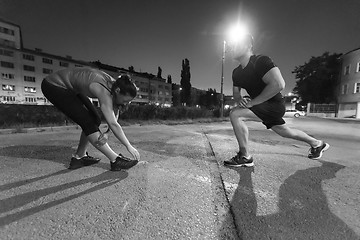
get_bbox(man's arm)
[233,86,242,105]
[248,67,285,107]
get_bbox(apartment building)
[91,61,172,106]
[0,18,172,106]
[133,74,172,107]
[0,19,90,105]
[338,48,360,118]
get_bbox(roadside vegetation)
[0,104,230,130]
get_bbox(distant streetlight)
[220,22,249,118]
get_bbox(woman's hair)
[111,74,137,98]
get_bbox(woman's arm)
[89,83,140,159]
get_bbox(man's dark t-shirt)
[232,55,283,102]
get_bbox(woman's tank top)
[45,67,114,97]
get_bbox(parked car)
[284,109,306,118]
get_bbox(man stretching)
[224,35,329,167]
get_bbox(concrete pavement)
[0,119,359,239]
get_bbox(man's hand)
[238,96,252,108]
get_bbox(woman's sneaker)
[308,141,330,160]
[68,152,101,169]
[110,154,138,171]
[224,152,254,167]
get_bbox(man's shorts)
[249,99,286,129]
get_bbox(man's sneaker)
[224,152,254,167]
[308,141,330,160]
[68,152,101,169]
[110,154,138,171]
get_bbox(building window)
[138,95,148,99]
[357,62,360,73]
[0,26,15,35]
[355,83,360,93]
[75,64,83,67]
[60,61,69,67]
[2,96,16,102]
[24,76,36,82]
[341,84,348,95]
[43,68,53,74]
[25,97,37,103]
[139,87,148,92]
[0,39,15,48]
[24,86,36,93]
[164,86,170,90]
[2,84,15,91]
[1,73,15,79]
[23,65,35,72]
[0,49,14,57]
[158,85,163,89]
[23,54,35,61]
[1,61,14,68]
[42,58,53,64]
[344,65,350,75]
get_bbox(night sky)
[1,0,359,95]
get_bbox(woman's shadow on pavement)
[221,161,359,239]
[0,145,128,227]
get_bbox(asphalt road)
[0,117,359,240]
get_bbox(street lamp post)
[219,22,249,118]
[220,40,226,118]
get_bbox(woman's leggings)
[41,79,101,136]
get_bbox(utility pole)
[220,40,226,118]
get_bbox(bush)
[0,104,71,128]
[0,104,223,128]
[121,105,213,120]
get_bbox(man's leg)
[271,124,330,159]
[229,107,261,157]
[271,124,320,147]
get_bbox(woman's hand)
[127,145,140,161]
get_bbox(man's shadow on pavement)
[220,161,359,239]
[0,145,128,227]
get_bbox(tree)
[199,88,219,109]
[157,66,162,78]
[167,75,172,84]
[180,58,191,106]
[128,66,135,72]
[292,52,342,104]
[172,84,181,106]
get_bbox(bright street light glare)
[228,23,249,44]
